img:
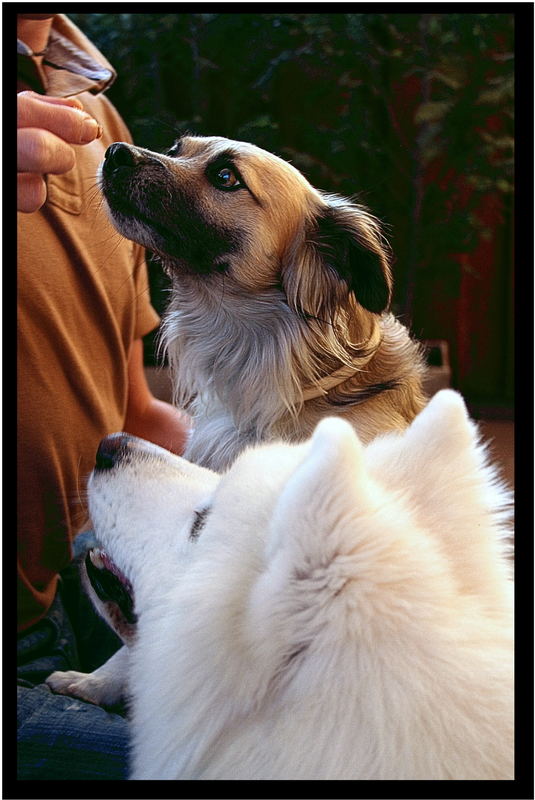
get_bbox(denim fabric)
[17,588,80,687]
[17,554,130,780]
[17,685,129,780]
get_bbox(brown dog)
[101,135,427,469]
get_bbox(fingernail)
[81,118,102,143]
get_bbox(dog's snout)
[103,142,166,180]
[104,142,138,170]
[95,433,133,470]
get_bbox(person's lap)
[17,551,129,780]
[17,683,129,780]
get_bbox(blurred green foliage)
[70,12,514,327]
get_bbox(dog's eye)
[207,162,245,191]
[189,507,210,541]
[214,166,241,189]
[165,140,182,158]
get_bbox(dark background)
[70,10,515,413]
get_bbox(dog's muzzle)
[85,432,140,625]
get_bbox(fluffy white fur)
[68,391,513,780]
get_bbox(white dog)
[48,390,513,779]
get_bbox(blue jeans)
[17,550,130,780]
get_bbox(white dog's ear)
[386,390,513,596]
[283,197,392,319]
[266,417,371,570]
[398,389,510,512]
[382,390,491,509]
[404,389,476,453]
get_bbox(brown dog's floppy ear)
[282,196,392,320]
[311,198,392,315]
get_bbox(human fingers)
[18,90,85,111]
[17,91,102,144]
[18,127,76,175]
[17,173,47,213]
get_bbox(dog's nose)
[104,142,138,170]
[95,433,132,470]
[103,142,165,178]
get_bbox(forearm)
[124,397,192,456]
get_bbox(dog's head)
[86,391,512,637]
[85,391,513,778]
[100,134,391,317]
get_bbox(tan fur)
[101,135,428,469]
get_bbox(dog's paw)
[45,669,122,706]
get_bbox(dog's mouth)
[85,548,137,626]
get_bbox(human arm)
[124,339,191,456]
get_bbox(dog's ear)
[399,389,512,513]
[265,417,370,570]
[368,390,513,597]
[283,198,392,319]
[402,389,476,455]
[240,419,369,692]
[368,389,508,517]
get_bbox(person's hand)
[17,91,103,213]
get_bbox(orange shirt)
[17,16,160,630]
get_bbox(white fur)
[85,391,513,780]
